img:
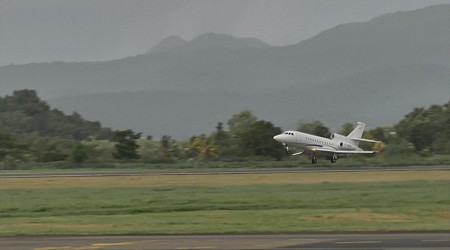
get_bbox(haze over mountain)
[147,33,270,54]
[1,4,449,138]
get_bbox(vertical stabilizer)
[347,122,366,145]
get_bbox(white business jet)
[273,122,380,164]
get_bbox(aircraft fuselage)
[274,131,362,155]
[273,122,378,164]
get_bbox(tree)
[227,110,257,139]
[227,110,258,155]
[31,138,68,162]
[160,135,172,158]
[185,134,218,160]
[340,123,354,135]
[111,130,141,160]
[409,122,433,151]
[0,128,15,160]
[0,89,112,140]
[297,121,331,138]
[395,102,449,153]
[0,127,25,161]
[214,122,230,157]
[239,120,284,160]
[369,127,388,142]
[71,142,88,166]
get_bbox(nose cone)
[273,134,283,142]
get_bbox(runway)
[1,232,450,250]
[1,165,449,178]
[1,166,449,249]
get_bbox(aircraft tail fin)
[347,122,366,146]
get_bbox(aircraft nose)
[273,134,282,142]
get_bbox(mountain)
[1,5,448,99]
[281,4,450,82]
[1,4,449,138]
[147,35,187,54]
[147,33,270,54]
[47,63,449,138]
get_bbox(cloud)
[1,0,449,65]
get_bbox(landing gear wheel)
[312,155,318,164]
[331,154,337,163]
[283,144,290,155]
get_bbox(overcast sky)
[1,0,449,66]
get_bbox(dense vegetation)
[0,90,112,140]
[0,90,448,169]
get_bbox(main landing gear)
[331,154,337,164]
[311,154,337,164]
[312,154,318,164]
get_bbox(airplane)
[273,122,380,164]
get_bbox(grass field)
[5,153,450,171]
[0,170,449,235]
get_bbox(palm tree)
[186,135,218,160]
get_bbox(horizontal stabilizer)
[352,138,381,143]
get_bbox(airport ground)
[0,165,449,249]
[2,232,450,250]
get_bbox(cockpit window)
[284,132,294,135]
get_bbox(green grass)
[1,180,449,235]
[4,153,450,171]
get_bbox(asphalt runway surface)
[1,165,449,178]
[1,232,450,250]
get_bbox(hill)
[1,4,449,137]
[0,90,112,140]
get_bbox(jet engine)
[331,133,356,150]
[339,142,356,150]
[330,133,346,141]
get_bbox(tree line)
[0,89,112,140]
[0,90,448,169]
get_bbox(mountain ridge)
[1,4,448,98]
[147,35,187,54]
[1,4,449,138]
[147,32,271,54]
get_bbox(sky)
[1,0,449,66]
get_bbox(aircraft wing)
[314,148,376,154]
